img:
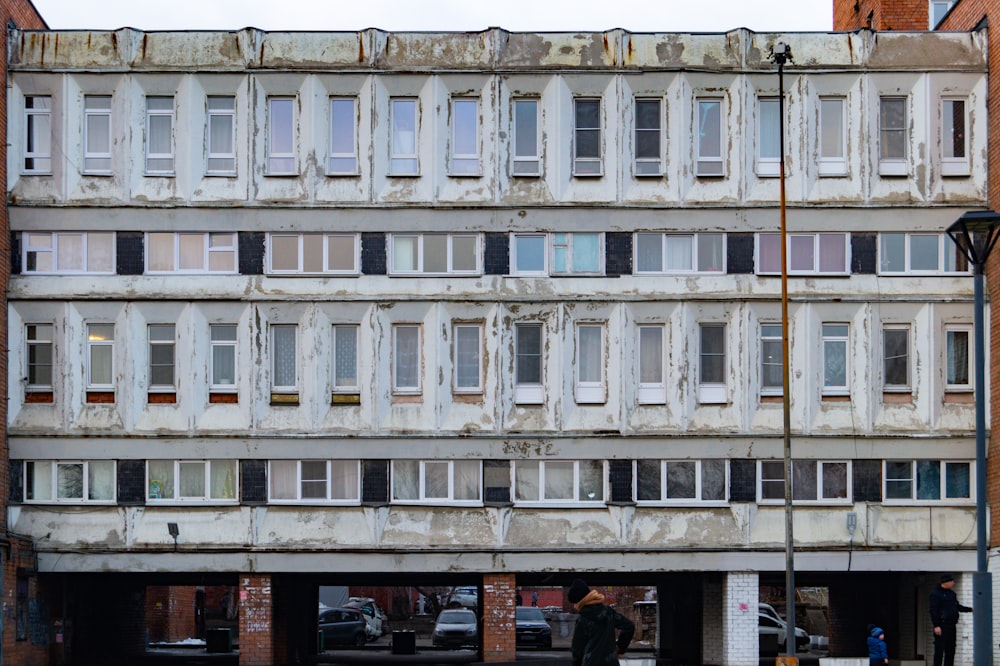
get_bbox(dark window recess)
[9,460,23,503]
[852,459,881,502]
[483,459,512,504]
[362,460,389,504]
[608,460,634,503]
[117,460,146,505]
[726,233,755,274]
[240,460,267,504]
[483,233,509,275]
[10,232,21,275]
[116,232,145,275]
[605,233,632,276]
[361,233,387,275]
[729,459,757,502]
[239,232,266,275]
[851,233,877,274]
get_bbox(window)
[637,325,665,404]
[885,460,970,502]
[757,97,780,176]
[879,96,907,176]
[23,232,114,274]
[210,324,237,391]
[328,97,358,175]
[271,325,297,394]
[552,232,601,274]
[392,460,481,504]
[759,460,850,503]
[879,233,969,274]
[635,233,724,273]
[26,324,53,390]
[514,323,543,404]
[512,234,547,275]
[453,324,482,393]
[931,0,955,27]
[25,461,115,503]
[636,459,727,503]
[822,323,849,395]
[83,95,112,174]
[147,460,237,502]
[573,98,601,176]
[206,96,236,175]
[147,232,237,273]
[23,95,51,173]
[819,97,846,176]
[145,96,175,174]
[576,324,606,404]
[760,324,783,396]
[696,98,723,176]
[514,460,604,504]
[941,98,968,176]
[699,323,727,404]
[945,326,971,391]
[883,325,910,391]
[512,98,540,176]
[267,97,295,174]
[332,325,359,393]
[393,325,421,394]
[451,98,479,175]
[390,234,480,275]
[390,98,418,175]
[270,460,360,502]
[87,324,114,390]
[634,98,662,176]
[267,233,359,274]
[757,233,848,275]
[148,324,175,391]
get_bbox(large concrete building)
[3,20,991,666]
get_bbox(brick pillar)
[482,573,516,662]
[239,574,274,666]
[701,575,723,665]
[721,572,758,666]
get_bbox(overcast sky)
[29,0,832,33]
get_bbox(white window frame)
[696,97,724,177]
[388,234,481,275]
[26,324,54,391]
[945,325,972,392]
[266,233,360,274]
[550,232,603,275]
[575,323,606,404]
[573,97,602,176]
[941,97,969,176]
[391,459,482,505]
[634,459,728,505]
[757,233,849,275]
[637,324,666,405]
[148,324,176,392]
[23,95,52,174]
[756,97,781,177]
[879,96,907,176]
[878,232,969,275]
[699,323,727,404]
[328,96,358,176]
[145,96,175,175]
[269,459,361,504]
[450,97,480,176]
[514,322,544,405]
[266,96,296,175]
[758,460,851,505]
[822,323,850,396]
[513,460,606,506]
[209,324,237,392]
[146,232,237,274]
[760,323,783,397]
[86,323,115,390]
[884,459,972,504]
[634,233,725,274]
[332,324,360,394]
[511,234,548,276]
[206,95,236,176]
[147,459,239,503]
[512,98,541,177]
[883,324,911,392]
[453,323,483,394]
[22,231,115,274]
[392,324,422,395]
[634,97,663,177]
[819,96,847,176]
[83,94,112,175]
[24,460,116,504]
[270,324,298,394]
[390,97,419,176]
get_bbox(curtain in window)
[300,460,328,499]
[636,460,660,501]
[28,461,52,501]
[393,237,418,272]
[210,460,237,500]
[272,326,297,388]
[57,463,84,499]
[455,326,480,388]
[515,460,540,501]
[822,462,848,499]
[453,460,480,500]
[758,234,780,273]
[820,99,844,159]
[545,461,574,500]
[89,461,115,500]
[819,235,846,273]
[57,234,84,271]
[179,234,204,271]
[573,234,600,272]
[148,460,174,499]
[334,326,358,387]
[394,327,419,388]
[759,100,780,160]
[916,460,942,500]
[148,233,175,272]
[665,236,692,270]
[639,327,663,384]
[791,460,817,501]
[270,460,297,500]
[947,331,969,385]
[635,234,662,272]
[945,462,970,499]
[697,234,724,272]
[578,327,602,384]
[393,460,419,500]
[790,235,814,272]
[578,461,603,501]
[330,460,359,500]
[88,233,114,272]
[423,462,449,499]
[179,462,206,498]
[702,459,726,501]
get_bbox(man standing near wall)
[929,574,973,666]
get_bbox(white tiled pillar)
[954,572,974,666]
[722,571,759,666]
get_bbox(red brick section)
[834,0,932,30]
[240,574,275,666]
[481,573,517,662]
[147,585,197,642]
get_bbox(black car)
[515,606,552,649]
[318,607,367,648]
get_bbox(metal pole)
[972,261,993,666]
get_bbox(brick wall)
[701,576,723,664]
[834,0,931,29]
[146,586,197,642]
[482,573,516,662]
[239,574,274,666]
[1,538,46,666]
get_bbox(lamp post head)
[947,210,1000,272]
[772,42,792,67]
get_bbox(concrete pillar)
[482,573,516,662]
[721,571,759,666]
[701,575,723,665]
[239,574,274,666]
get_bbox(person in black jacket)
[929,573,972,666]
[568,578,634,666]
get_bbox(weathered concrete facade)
[4,26,990,664]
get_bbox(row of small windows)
[16,458,973,506]
[17,230,970,277]
[23,319,973,405]
[20,92,972,179]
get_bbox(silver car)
[432,608,478,648]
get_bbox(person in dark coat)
[867,625,888,666]
[568,578,634,666]
[929,573,972,666]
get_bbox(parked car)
[445,586,478,609]
[515,606,552,649]
[432,608,479,648]
[758,604,809,652]
[317,607,367,648]
[345,597,385,639]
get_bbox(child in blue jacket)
[867,625,888,666]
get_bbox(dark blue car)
[318,607,367,648]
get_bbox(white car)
[446,586,478,609]
[758,604,809,652]
[345,597,385,639]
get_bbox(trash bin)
[392,630,416,655]
[206,628,233,653]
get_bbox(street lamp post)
[946,210,1000,666]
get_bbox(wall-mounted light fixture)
[167,522,179,551]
